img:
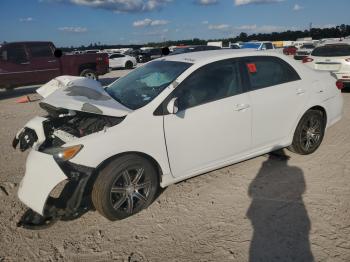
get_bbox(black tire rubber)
[80,69,98,80]
[92,155,159,221]
[288,109,326,155]
[125,61,133,69]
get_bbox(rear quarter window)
[243,56,300,90]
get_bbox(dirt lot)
[0,71,349,261]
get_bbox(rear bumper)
[294,55,307,60]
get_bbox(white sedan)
[14,50,343,225]
[109,53,137,69]
[303,43,350,87]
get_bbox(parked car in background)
[240,42,275,51]
[109,53,137,69]
[138,48,163,63]
[294,43,315,60]
[14,50,343,225]
[0,41,109,88]
[171,45,221,55]
[303,43,350,87]
[283,45,297,55]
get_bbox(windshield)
[106,60,192,110]
[311,45,350,57]
[241,43,261,49]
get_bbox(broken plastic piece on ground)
[15,95,40,104]
[17,209,58,230]
[16,95,31,103]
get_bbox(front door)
[163,58,252,178]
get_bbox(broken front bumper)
[18,150,67,215]
[18,149,94,218]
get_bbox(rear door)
[26,42,60,83]
[242,56,305,149]
[109,54,125,68]
[0,43,32,87]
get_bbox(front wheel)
[92,155,159,220]
[80,69,98,80]
[288,110,326,155]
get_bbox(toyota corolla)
[13,50,343,226]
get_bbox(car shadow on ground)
[0,86,39,100]
[247,149,314,262]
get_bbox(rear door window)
[2,44,28,63]
[243,56,300,90]
[28,43,53,57]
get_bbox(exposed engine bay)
[13,102,124,152]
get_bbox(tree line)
[59,24,350,51]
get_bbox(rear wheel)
[125,61,133,69]
[92,155,159,220]
[80,69,98,80]
[288,110,325,155]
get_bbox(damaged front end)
[14,77,128,229]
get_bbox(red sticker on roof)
[247,63,257,73]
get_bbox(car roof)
[160,49,280,65]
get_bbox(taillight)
[336,80,344,90]
[302,57,313,63]
[104,55,109,66]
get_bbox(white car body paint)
[109,54,137,69]
[18,150,67,215]
[17,50,343,214]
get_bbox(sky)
[0,0,349,47]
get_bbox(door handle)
[234,104,250,112]
[296,88,305,95]
[20,62,30,65]
[47,60,57,63]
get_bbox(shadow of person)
[247,149,314,262]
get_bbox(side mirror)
[54,49,63,58]
[167,97,179,114]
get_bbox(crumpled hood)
[36,76,132,117]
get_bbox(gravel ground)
[0,71,349,261]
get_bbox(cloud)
[46,0,173,13]
[58,26,88,33]
[293,4,303,11]
[235,24,287,33]
[19,17,34,22]
[133,18,169,27]
[208,24,230,30]
[133,28,169,36]
[234,0,284,6]
[202,20,209,24]
[195,0,219,5]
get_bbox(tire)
[288,110,326,155]
[125,61,133,69]
[92,155,159,221]
[80,69,98,80]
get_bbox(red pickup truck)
[0,41,109,89]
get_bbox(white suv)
[303,43,350,86]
